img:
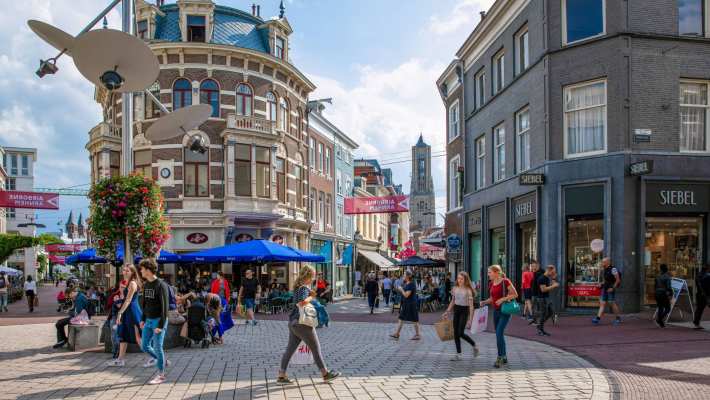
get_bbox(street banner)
[48,255,66,264]
[344,195,409,214]
[0,190,59,210]
[45,244,84,253]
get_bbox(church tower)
[409,134,436,232]
[65,211,78,240]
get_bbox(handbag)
[33,295,39,307]
[434,318,454,341]
[500,278,521,315]
[298,302,318,328]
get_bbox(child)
[56,289,66,312]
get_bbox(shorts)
[244,298,256,310]
[523,288,532,300]
[601,289,616,303]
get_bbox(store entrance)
[515,221,537,290]
[644,216,703,305]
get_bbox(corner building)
[439,0,710,312]
[86,0,315,287]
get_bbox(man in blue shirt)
[54,286,90,348]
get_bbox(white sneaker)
[148,374,166,385]
[143,358,157,368]
[473,346,480,358]
[107,359,125,367]
[450,354,462,361]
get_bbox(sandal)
[276,376,293,385]
[410,335,421,341]
[389,334,400,339]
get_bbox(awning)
[358,250,399,271]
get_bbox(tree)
[37,233,63,245]
[0,233,65,265]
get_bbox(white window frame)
[680,79,710,153]
[563,79,608,159]
[515,26,529,75]
[336,169,342,194]
[475,135,486,190]
[678,0,710,37]
[493,123,506,182]
[449,155,461,210]
[475,69,485,109]
[325,148,331,176]
[562,0,607,46]
[309,137,315,169]
[318,143,324,173]
[516,106,531,173]
[493,49,505,95]
[448,100,460,143]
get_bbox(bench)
[68,324,100,351]
[101,322,183,353]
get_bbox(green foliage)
[0,234,39,265]
[37,233,63,245]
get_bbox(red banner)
[45,244,84,253]
[344,195,409,215]
[0,190,59,210]
[567,284,601,297]
[48,255,66,265]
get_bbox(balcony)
[226,114,275,136]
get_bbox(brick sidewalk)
[0,282,67,326]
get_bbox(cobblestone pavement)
[0,320,610,400]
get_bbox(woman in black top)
[364,274,379,314]
[654,264,672,328]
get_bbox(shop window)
[492,49,505,95]
[566,216,604,307]
[275,157,286,203]
[494,124,505,182]
[235,144,251,196]
[200,79,220,117]
[469,233,482,290]
[172,79,192,110]
[678,0,705,36]
[475,135,486,189]
[515,25,529,75]
[255,146,271,198]
[490,227,506,274]
[564,79,607,157]
[516,107,531,172]
[680,80,709,152]
[184,146,209,197]
[187,15,206,42]
[134,150,152,178]
[563,0,605,45]
[236,84,253,116]
[517,220,537,270]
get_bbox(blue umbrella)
[134,249,181,264]
[65,248,108,265]
[285,246,326,262]
[182,239,324,263]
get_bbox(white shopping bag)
[469,305,488,334]
[70,310,90,325]
[291,342,314,365]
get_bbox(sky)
[0,0,494,232]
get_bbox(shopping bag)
[33,295,39,307]
[291,342,314,365]
[70,310,90,325]
[220,309,235,332]
[434,318,454,341]
[469,305,488,334]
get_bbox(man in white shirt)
[382,275,393,306]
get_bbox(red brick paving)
[0,282,67,326]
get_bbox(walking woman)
[521,264,533,320]
[277,265,340,385]
[442,272,479,360]
[480,265,518,368]
[390,270,421,340]
[365,273,379,314]
[108,265,143,367]
[24,275,37,313]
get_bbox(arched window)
[236,83,253,116]
[173,79,192,110]
[279,97,289,131]
[266,92,277,122]
[200,79,219,117]
[184,139,209,197]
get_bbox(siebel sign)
[344,195,409,215]
[0,190,59,210]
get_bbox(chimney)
[480,11,486,20]
[257,5,261,17]
[252,4,256,16]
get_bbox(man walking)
[592,257,622,325]
[382,274,393,306]
[654,264,672,328]
[139,259,170,385]
[693,264,710,329]
[0,272,8,312]
[238,269,260,325]
[536,265,560,336]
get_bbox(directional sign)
[0,190,59,210]
[344,195,409,215]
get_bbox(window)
[137,20,148,40]
[235,144,251,196]
[295,162,304,208]
[515,27,529,74]
[187,15,206,42]
[326,194,332,226]
[336,170,342,194]
[10,154,17,175]
[172,79,192,110]
[475,136,486,189]
[7,178,16,191]
[493,50,505,95]
[564,79,607,157]
[345,178,352,196]
[184,146,209,197]
[318,191,325,231]
[318,143,324,172]
[325,148,331,177]
[679,0,705,36]
[475,69,485,109]
[309,138,315,168]
[200,79,219,117]
[110,151,121,177]
[146,81,161,119]
[255,146,271,198]
[449,156,461,210]
[516,107,531,172]
[310,189,317,222]
[336,204,343,235]
[275,157,286,203]
[494,124,506,182]
[274,37,285,59]
[680,81,710,152]
[563,0,605,44]
[21,155,29,176]
[418,157,426,180]
[279,98,289,131]
[448,100,460,142]
[236,84,253,116]
[7,208,15,219]
[134,150,152,178]
[266,92,277,122]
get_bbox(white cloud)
[426,0,495,36]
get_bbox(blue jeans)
[110,317,120,358]
[493,310,511,357]
[141,318,167,373]
[0,292,8,310]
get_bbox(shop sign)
[567,284,601,297]
[45,244,83,253]
[519,173,545,186]
[629,160,653,176]
[186,232,208,244]
[344,195,409,214]
[513,194,536,223]
[446,234,462,251]
[646,183,708,213]
[466,210,481,232]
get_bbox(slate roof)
[154,4,270,54]
[416,133,428,147]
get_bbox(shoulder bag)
[500,278,521,316]
[298,301,318,328]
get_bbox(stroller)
[184,299,211,349]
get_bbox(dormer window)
[137,20,148,40]
[274,37,285,59]
[187,15,206,42]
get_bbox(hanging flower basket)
[88,173,170,260]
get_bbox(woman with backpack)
[480,265,518,368]
[277,265,340,385]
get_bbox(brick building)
[439,0,710,312]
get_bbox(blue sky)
[0,0,493,232]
